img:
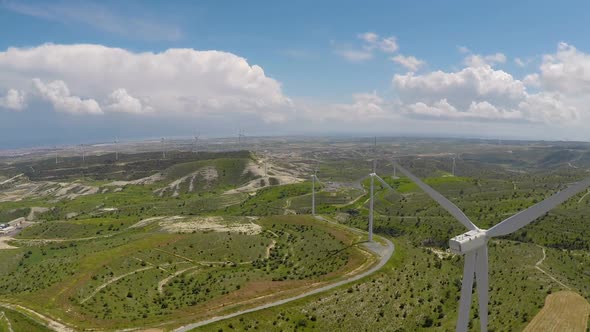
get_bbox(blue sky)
[1,0,590,148]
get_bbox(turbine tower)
[393,161,590,332]
[365,159,397,242]
[193,133,200,153]
[114,137,119,161]
[264,153,268,177]
[161,137,166,159]
[452,155,456,176]
[311,164,321,215]
[238,129,246,147]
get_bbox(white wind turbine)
[393,161,590,332]
[365,160,397,242]
[161,137,166,159]
[311,164,322,215]
[193,133,200,153]
[452,154,456,176]
[263,152,268,177]
[238,128,246,147]
[114,137,119,161]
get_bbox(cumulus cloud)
[32,78,102,114]
[105,89,152,114]
[0,43,292,122]
[393,65,526,109]
[538,42,590,95]
[391,54,425,71]
[393,49,582,123]
[0,89,26,111]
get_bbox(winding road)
[173,216,394,332]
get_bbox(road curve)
[173,217,394,332]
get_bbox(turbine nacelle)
[449,229,487,254]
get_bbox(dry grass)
[524,291,590,332]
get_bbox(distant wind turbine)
[193,133,200,153]
[393,161,590,332]
[452,155,456,176]
[364,159,397,242]
[311,164,322,215]
[264,152,268,177]
[114,137,119,161]
[161,137,166,159]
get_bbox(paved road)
[173,216,394,332]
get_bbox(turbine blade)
[456,251,476,332]
[393,162,477,231]
[487,176,590,237]
[475,246,489,332]
[374,175,396,193]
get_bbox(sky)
[1,0,590,148]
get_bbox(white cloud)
[358,32,379,44]
[391,54,425,71]
[105,89,152,114]
[0,89,26,111]
[393,65,526,109]
[334,49,374,62]
[393,55,579,123]
[358,33,398,53]
[464,53,506,67]
[0,43,293,122]
[32,78,102,114]
[379,37,399,53]
[538,42,590,95]
[457,46,471,54]
[523,73,540,87]
[335,32,399,62]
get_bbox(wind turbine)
[393,161,590,332]
[161,137,166,159]
[263,152,268,177]
[193,133,200,153]
[238,128,246,147]
[114,137,119,161]
[365,159,397,242]
[55,146,58,165]
[452,154,456,176]
[311,164,324,215]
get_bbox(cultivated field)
[524,291,590,332]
